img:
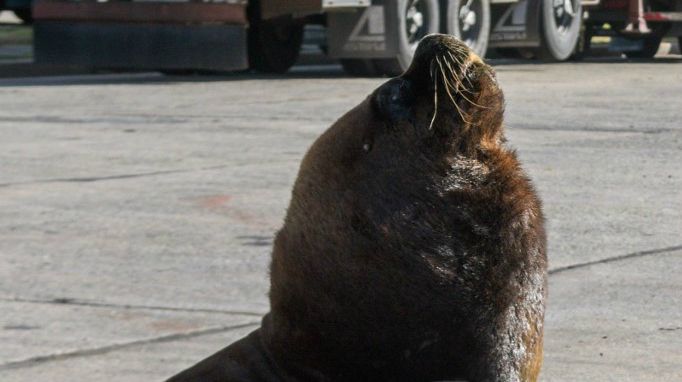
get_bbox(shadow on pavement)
[0,54,680,87]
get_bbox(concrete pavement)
[0,60,680,381]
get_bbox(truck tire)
[374,0,441,76]
[570,22,593,61]
[536,0,582,61]
[442,0,490,57]
[248,15,304,74]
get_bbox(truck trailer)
[30,0,680,75]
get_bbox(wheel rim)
[551,0,578,36]
[405,0,431,50]
[457,0,483,49]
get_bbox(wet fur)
[169,35,547,382]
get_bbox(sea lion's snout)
[370,33,505,148]
[371,34,482,128]
[406,33,481,82]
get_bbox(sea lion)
[168,34,547,382]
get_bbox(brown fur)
[168,34,547,382]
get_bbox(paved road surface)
[0,60,680,381]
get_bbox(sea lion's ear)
[372,78,416,126]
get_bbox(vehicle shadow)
[0,63,357,87]
[0,54,679,87]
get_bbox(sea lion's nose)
[403,34,473,83]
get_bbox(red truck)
[582,0,682,58]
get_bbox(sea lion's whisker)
[446,51,472,86]
[436,58,455,104]
[443,52,470,92]
[442,57,461,89]
[444,51,489,109]
[445,51,470,89]
[436,57,471,125]
[446,50,466,69]
[437,57,474,122]
[448,75,486,109]
[443,60,470,100]
[448,51,476,89]
[429,59,439,130]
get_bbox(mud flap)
[327,2,402,59]
[489,0,542,48]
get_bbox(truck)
[30,0,680,76]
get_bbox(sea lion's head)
[387,33,505,151]
[267,34,510,379]
[294,33,505,192]
[280,33,506,244]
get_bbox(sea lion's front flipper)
[166,328,283,382]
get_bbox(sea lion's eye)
[362,143,372,152]
[373,78,415,125]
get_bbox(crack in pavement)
[2,244,680,370]
[0,321,260,371]
[0,164,231,188]
[549,244,682,275]
[509,124,676,135]
[0,296,265,317]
